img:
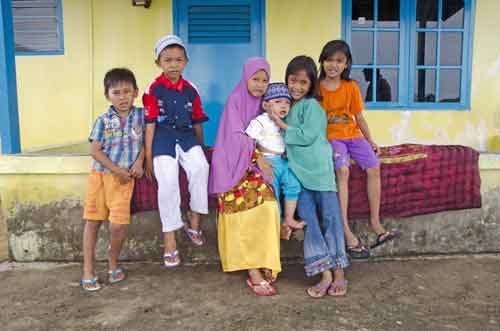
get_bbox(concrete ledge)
[480,153,500,170]
[3,187,499,262]
[0,155,90,174]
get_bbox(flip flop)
[164,250,181,268]
[108,267,126,284]
[371,230,401,249]
[246,278,276,296]
[346,237,370,259]
[328,279,348,297]
[306,282,331,299]
[183,224,204,246]
[80,277,102,292]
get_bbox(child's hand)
[369,141,380,155]
[256,155,274,180]
[114,167,132,184]
[270,108,288,130]
[130,160,144,179]
[145,156,155,180]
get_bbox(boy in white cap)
[143,35,209,267]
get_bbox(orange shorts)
[83,171,135,224]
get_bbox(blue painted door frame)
[174,0,265,146]
[0,0,20,154]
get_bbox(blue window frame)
[342,0,475,110]
[13,0,64,56]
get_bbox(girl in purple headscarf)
[209,57,281,296]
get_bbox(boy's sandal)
[164,250,181,268]
[370,230,401,249]
[80,277,102,292]
[328,279,348,297]
[108,267,126,284]
[306,282,331,299]
[346,237,371,260]
[246,278,277,296]
[183,224,204,246]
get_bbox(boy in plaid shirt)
[81,68,145,292]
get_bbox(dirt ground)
[1,255,499,331]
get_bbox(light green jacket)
[284,98,336,192]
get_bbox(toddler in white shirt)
[245,83,305,239]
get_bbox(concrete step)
[5,187,500,262]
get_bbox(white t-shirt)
[245,112,285,155]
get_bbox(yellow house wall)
[266,0,342,82]
[91,0,172,119]
[13,0,500,151]
[15,0,92,151]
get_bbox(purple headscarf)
[208,57,270,194]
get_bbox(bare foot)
[248,268,265,284]
[372,224,386,236]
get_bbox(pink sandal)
[246,278,277,296]
[306,282,331,299]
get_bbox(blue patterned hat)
[263,82,291,101]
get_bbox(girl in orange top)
[318,40,399,259]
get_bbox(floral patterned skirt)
[217,169,276,214]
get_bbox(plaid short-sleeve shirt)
[89,106,145,172]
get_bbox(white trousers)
[153,145,209,232]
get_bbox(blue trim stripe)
[0,0,21,153]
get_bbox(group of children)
[80,35,399,298]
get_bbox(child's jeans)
[297,188,350,277]
[265,155,301,221]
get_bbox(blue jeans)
[297,189,350,277]
[266,155,301,221]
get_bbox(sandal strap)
[246,278,275,295]
[108,267,124,277]
[81,277,98,285]
[377,231,390,241]
[164,250,179,258]
[331,279,348,290]
[186,227,202,235]
[313,282,331,290]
